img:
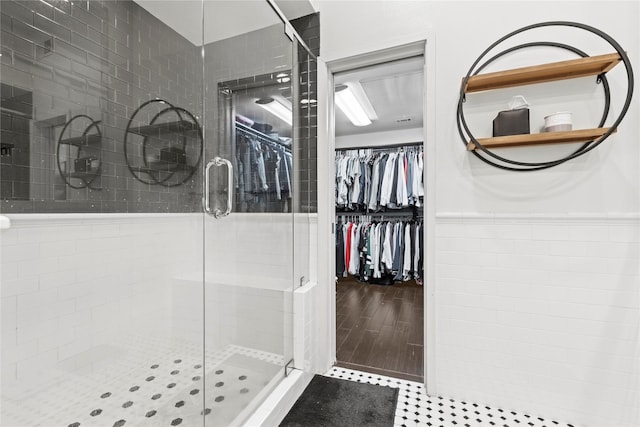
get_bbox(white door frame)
[317,35,437,393]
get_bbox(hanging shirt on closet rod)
[335,144,424,212]
[335,216,424,285]
[235,130,292,213]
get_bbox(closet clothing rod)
[235,121,292,151]
[337,209,423,216]
[336,141,423,151]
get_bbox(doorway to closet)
[333,56,425,383]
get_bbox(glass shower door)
[0,0,208,425]
[200,1,295,425]
[1,0,300,425]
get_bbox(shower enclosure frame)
[0,0,317,425]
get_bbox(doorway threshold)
[335,361,423,383]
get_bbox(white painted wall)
[134,0,283,46]
[315,1,640,426]
[319,0,639,214]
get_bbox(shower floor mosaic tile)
[325,367,581,427]
[2,337,283,427]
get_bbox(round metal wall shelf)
[124,99,203,187]
[56,114,102,189]
[456,21,634,172]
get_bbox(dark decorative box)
[74,157,93,172]
[160,147,187,164]
[492,108,530,137]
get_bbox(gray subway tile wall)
[292,12,319,213]
[0,1,319,214]
[203,13,318,215]
[209,32,294,214]
[1,0,202,213]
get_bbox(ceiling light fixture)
[334,83,376,127]
[255,97,292,126]
[276,73,290,83]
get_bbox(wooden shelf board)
[466,127,615,151]
[59,134,101,146]
[147,160,190,171]
[133,163,195,174]
[128,120,198,136]
[68,171,99,178]
[464,52,621,93]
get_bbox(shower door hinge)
[285,358,295,377]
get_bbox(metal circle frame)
[456,21,634,172]
[56,114,102,189]
[124,99,203,187]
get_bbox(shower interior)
[0,0,316,425]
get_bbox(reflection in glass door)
[201,1,296,424]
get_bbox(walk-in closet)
[333,56,425,382]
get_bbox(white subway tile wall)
[203,213,294,358]
[1,213,296,424]
[1,215,202,393]
[434,216,640,426]
[205,214,293,284]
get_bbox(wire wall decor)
[124,99,203,187]
[456,21,634,171]
[56,114,103,190]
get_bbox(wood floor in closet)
[335,277,424,383]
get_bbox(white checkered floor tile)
[325,367,580,427]
[2,337,283,427]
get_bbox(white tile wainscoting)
[0,212,299,426]
[433,213,640,427]
[1,214,202,391]
[2,211,639,426]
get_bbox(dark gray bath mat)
[280,374,398,427]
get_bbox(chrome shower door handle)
[204,156,233,218]
[217,156,234,218]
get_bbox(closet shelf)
[463,52,621,93]
[466,127,615,151]
[58,134,101,147]
[128,120,199,136]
